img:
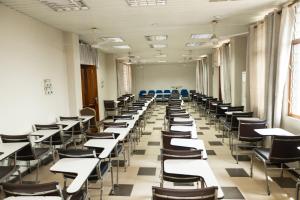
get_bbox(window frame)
[288,38,300,119]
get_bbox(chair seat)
[35,148,50,158]
[254,148,270,160]
[0,166,16,180]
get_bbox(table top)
[31,129,60,143]
[84,139,118,159]
[4,197,62,200]
[104,127,131,141]
[225,111,243,115]
[56,120,80,131]
[220,107,229,110]
[170,125,197,139]
[164,159,224,199]
[237,117,260,121]
[254,128,295,136]
[79,115,94,123]
[50,158,99,194]
[171,138,207,159]
[0,142,29,161]
[173,117,194,122]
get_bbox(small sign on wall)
[44,79,53,95]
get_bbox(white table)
[170,125,197,139]
[31,129,60,143]
[56,121,80,131]
[255,128,295,136]
[173,117,194,122]
[84,139,118,159]
[164,159,224,199]
[171,138,207,159]
[4,197,62,200]
[50,158,99,194]
[0,142,29,161]
[104,127,131,141]
[225,111,243,115]
[80,115,94,123]
[237,117,260,121]
[220,107,229,110]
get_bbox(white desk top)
[170,126,197,139]
[212,103,218,106]
[84,139,118,159]
[50,158,99,194]
[0,142,29,161]
[220,107,229,110]
[173,117,194,122]
[80,115,94,123]
[31,129,60,143]
[56,121,80,131]
[4,197,62,200]
[237,117,260,121]
[171,138,207,159]
[104,127,131,141]
[255,128,295,136]
[225,111,243,115]
[164,159,224,199]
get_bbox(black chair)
[232,120,267,163]
[104,100,118,118]
[80,107,99,133]
[160,148,203,187]
[1,134,50,183]
[152,186,218,200]
[59,116,83,148]
[250,135,300,195]
[103,122,128,130]
[57,149,108,199]
[2,182,67,198]
[162,133,191,150]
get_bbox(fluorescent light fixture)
[185,42,204,47]
[155,54,167,58]
[200,54,208,58]
[126,0,167,7]
[145,35,168,41]
[191,34,212,39]
[101,37,124,43]
[112,45,131,49]
[158,60,167,63]
[40,0,89,12]
[150,44,167,48]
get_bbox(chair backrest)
[113,115,133,120]
[139,90,147,96]
[164,90,171,93]
[148,90,155,95]
[231,112,253,129]
[152,186,218,200]
[34,124,60,131]
[238,120,266,142]
[103,122,128,129]
[171,90,179,94]
[103,100,116,109]
[1,134,35,160]
[180,89,189,97]
[80,107,97,127]
[3,182,62,197]
[161,149,202,167]
[162,134,191,150]
[57,149,96,159]
[190,90,196,94]
[169,113,190,119]
[269,135,300,163]
[86,132,115,140]
[156,90,163,94]
[228,106,244,112]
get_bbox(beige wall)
[0,4,70,132]
[132,63,196,96]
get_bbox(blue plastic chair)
[181,89,189,97]
[156,90,163,94]
[139,90,147,97]
[164,90,171,94]
[148,90,155,95]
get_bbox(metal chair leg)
[250,153,254,177]
[263,162,271,195]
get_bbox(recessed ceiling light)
[150,44,167,49]
[191,34,213,39]
[126,0,167,7]
[101,37,124,43]
[40,0,89,12]
[113,45,131,49]
[186,42,204,47]
[145,35,168,41]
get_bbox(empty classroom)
[1,0,300,200]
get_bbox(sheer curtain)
[196,60,201,93]
[79,43,98,66]
[273,5,296,127]
[117,62,133,96]
[220,44,231,103]
[202,58,209,95]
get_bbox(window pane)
[290,43,300,116]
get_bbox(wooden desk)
[0,142,29,161]
[255,128,294,136]
[171,138,207,159]
[164,159,224,199]
[50,158,98,194]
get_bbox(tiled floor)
[4,103,298,200]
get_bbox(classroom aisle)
[18,103,297,200]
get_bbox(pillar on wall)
[63,32,82,115]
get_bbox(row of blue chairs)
[139,89,190,98]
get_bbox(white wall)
[132,63,196,96]
[0,5,70,132]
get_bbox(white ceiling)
[0,0,289,63]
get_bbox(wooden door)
[81,65,100,120]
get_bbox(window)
[289,5,300,119]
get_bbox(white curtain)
[79,43,98,66]
[202,58,209,95]
[273,5,296,127]
[196,61,201,93]
[117,62,133,96]
[220,44,231,103]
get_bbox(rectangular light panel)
[126,0,167,7]
[101,37,124,43]
[191,34,213,39]
[113,45,131,49]
[150,44,167,48]
[40,0,89,12]
[145,35,168,41]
